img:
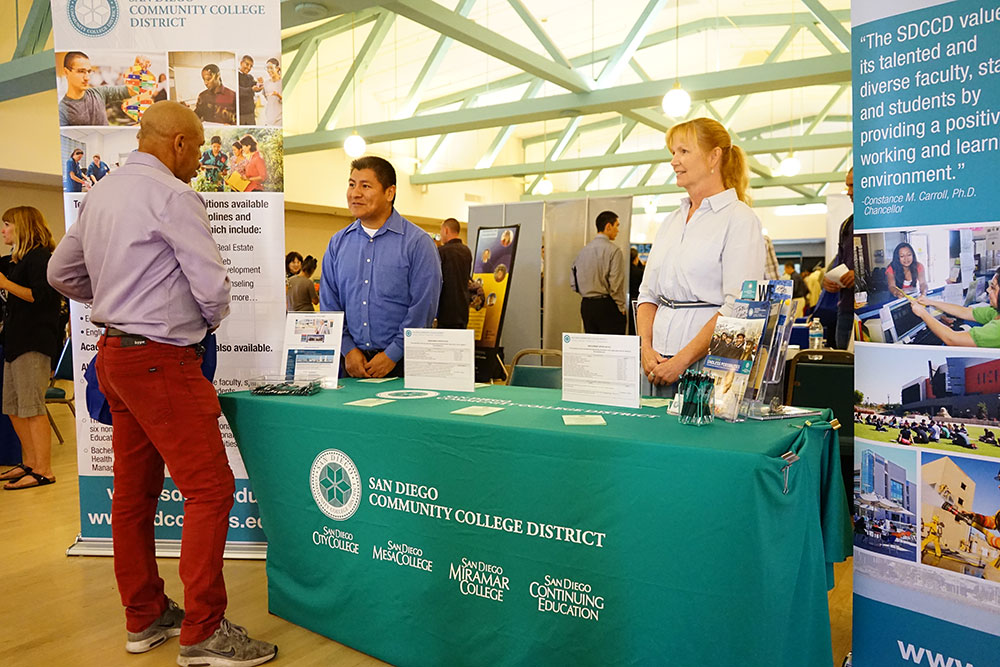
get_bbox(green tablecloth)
[220,380,851,667]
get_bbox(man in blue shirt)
[65,149,87,192]
[320,156,441,378]
[87,154,111,184]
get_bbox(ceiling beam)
[381,0,593,93]
[411,132,851,185]
[595,0,669,87]
[476,79,544,169]
[506,0,573,69]
[283,37,319,97]
[800,0,851,50]
[281,9,379,53]
[286,53,850,154]
[0,50,55,103]
[520,171,846,202]
[14,0,52,59]
[577,118,639,191]
[316,11,395,131]
[396,0,478,119]
[414,9,849,113]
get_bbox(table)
[220,380,851,667]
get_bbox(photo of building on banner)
[50,0,285,552]
[469,225,519,348]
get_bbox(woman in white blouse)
[636,117,765,394]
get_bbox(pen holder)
[677,370,714,426]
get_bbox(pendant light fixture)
[343,12,367,158]
[661,1,690,118]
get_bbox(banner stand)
[66,536,266,560]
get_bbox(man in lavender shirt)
[48,101,277,667]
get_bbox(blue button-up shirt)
[320,209,441,362]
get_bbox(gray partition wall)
[468,202,543,362]
[541,197,633,351]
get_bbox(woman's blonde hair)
[666,118,751,205]
[2,206,55,262]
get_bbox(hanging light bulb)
[344,133,366,158]
[661,83,691,118]
[644,199,658,216]
[778,154,801,178]
[536,177,554,196]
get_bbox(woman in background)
[0,207,62,489]
[886,241,928,298]
[261,58,282,126]
[636,118,764,396]
[287,256,319,312]
[240,134,267,192]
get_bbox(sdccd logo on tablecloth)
[310,449,362,521]
[67,0,120,37]
[529,575,604,622]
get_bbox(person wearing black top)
[238,55,257,125]
[436,218,473,329]
[628,247,644,334]
[0,207,62,489]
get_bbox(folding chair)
[45,339,75,445]
[507,348,562,389]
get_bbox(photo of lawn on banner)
[855,342,1000,460]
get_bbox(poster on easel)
[852,2,1000,664]
[469,225,519,348]
[51,0,285,556]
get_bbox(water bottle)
[808,319,824,349]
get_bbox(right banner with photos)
[852,3,1000,665]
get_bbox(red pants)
[96,336,234,645]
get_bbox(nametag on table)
[641,398,671,408]
[451,406,504,417]
[358,377,399,384]
[561,333,640,409]
[344,398,395,408]
[562,415,606,426]
[404,328,475,393]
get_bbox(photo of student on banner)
[921,452,1000,584]
[855,224,1000,347]
[60,129,138,193]
[236,54,283,126]
[56,51,165,127]
[187,128,282,193]
[169,52,237,125]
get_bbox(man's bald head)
[137,101,205,182]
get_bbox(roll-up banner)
[469,225,520,348]
[52,0,285,557]
[852,2,1000,665]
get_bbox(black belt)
[583,295,614,301]
[657,296,720,309]
[101,327,204,356]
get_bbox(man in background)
[47,101,276,666]
[436,218,472,329]
[194,64,236,125]
[237,55,256,125]
[823,168,855,349]
[571,210,626,334]
[320,156,441,378]
[87,154,111,184]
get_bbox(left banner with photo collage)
[51,0,285,555]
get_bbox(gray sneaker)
[125,598,185,653]
[176,618,277,667]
